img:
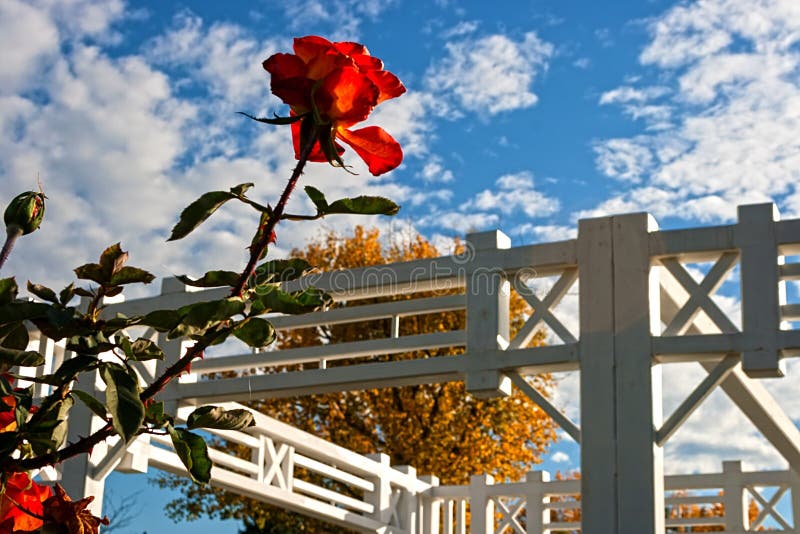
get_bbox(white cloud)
[419,211,499,233]
[440,20,479,39]
[417,158,454,183]
[591,0,800,224]
[513,223,576,242]
[426,32,554,115]
[464,171,560,219]
[277,0,397,40]
[551,451,570,463]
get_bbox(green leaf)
[99,243,128,279]
[59,283,75,306]
[0,278,17,305]
[140,309,182,332]
[145,400,172,428]
[101,364,144,443]
[233,318,276,348]
[229,182,255,197]
[26,396,73,455]
[0,432,18,459]
[180,298,246,329]
[168,191,238,241]
[253,286,330,316]
[177,270,240,288]
[326,196,400,216]
[253,258,312,285]
[237,111,308,125]
[73,263,105,285]
[127,338,164,361]
[249,211,271,262]
[66,332,115,355]
[0,348,44,367]
[71,390,107,419]
[304,186,328,212]
[26,282,57,304]
[0,323,29,351]
[0,301,50,326]
[110,266,155,286]
[186,405,255,431]
[168,426,212,484]
[52,355,100,384]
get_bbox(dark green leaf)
[249,211,271,261]
[71,390,107,419]
[110,266,155,286]
[326,196,400,216]
[59,283,75,306]
[168,191,237,241]
[237,111,308,125]
[0,432,18,459]
[26,282,57,303]
[101,364,144,443]
[253,286,330,316]
[0,301,50,326]
[0,375,12,396]
[99,243,128,279]
[73,287,94,298]
[0,348,44,367]
[304,186,328,212]
[145,401,172,428]
[128,338,164,361]
[180,298,245,329]
[253,259,311,285]
[168,426,212,484]
[30,307,86,341]
[186,405,256,431]
[52,355,99,384]
[233,318,276,348]
[166,322,204,340]
[26,396,73,455]
[140,309,182,332]
[66,332,114,355]
[0,323,29,351]
[229,183,254,197]
[0,279,17,305]
[177,271,240,288]
[73,263,105,285]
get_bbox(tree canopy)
[157,226,558,532]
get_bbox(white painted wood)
[469,474,495,534]
[737,203,785,377]
[510,268,578,347]
[524,470,551,534]
[612,213,664,534]
[419,475,440,534]
[508,372,581,443]
[722,460,747,530]
[465,230,512,398]
[366,453,393,525]
[576,215,617,534]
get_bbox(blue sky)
[3,0,800,532]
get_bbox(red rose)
[263,36,406,176]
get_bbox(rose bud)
[4,191,45,235]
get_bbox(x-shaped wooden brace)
[493,497,526,534]
[747,484,792,530]
[387,487,403,527]
[262,437,293,490]
[511,268,578,348]
[661,252,739,336]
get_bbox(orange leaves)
[0,472,51,533]
[40,484,109,534]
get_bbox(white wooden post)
[614,213,664,533]
[525,470,551,534]
[395,465,418,534]
[419,475,440,534]
[722,461,747,530]
[737,204,785,377]
[469,473,495,534]
[578,214,664,534]
[59,364,106,516]
[465,230,511,398]
[366,453,393,524]
[577,216,617,533]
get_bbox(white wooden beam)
[508,372,581,443]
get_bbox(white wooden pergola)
[24,202,800,533]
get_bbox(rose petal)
[262,53,306,79]
[364,70,406,103]
[334,41,369,56]
[305,50,352,81]
[316,67,379,123]
[337,126,403,176]
[293,36,335,63]
[352,54,383,71]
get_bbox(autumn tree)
[158,226,558,532]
